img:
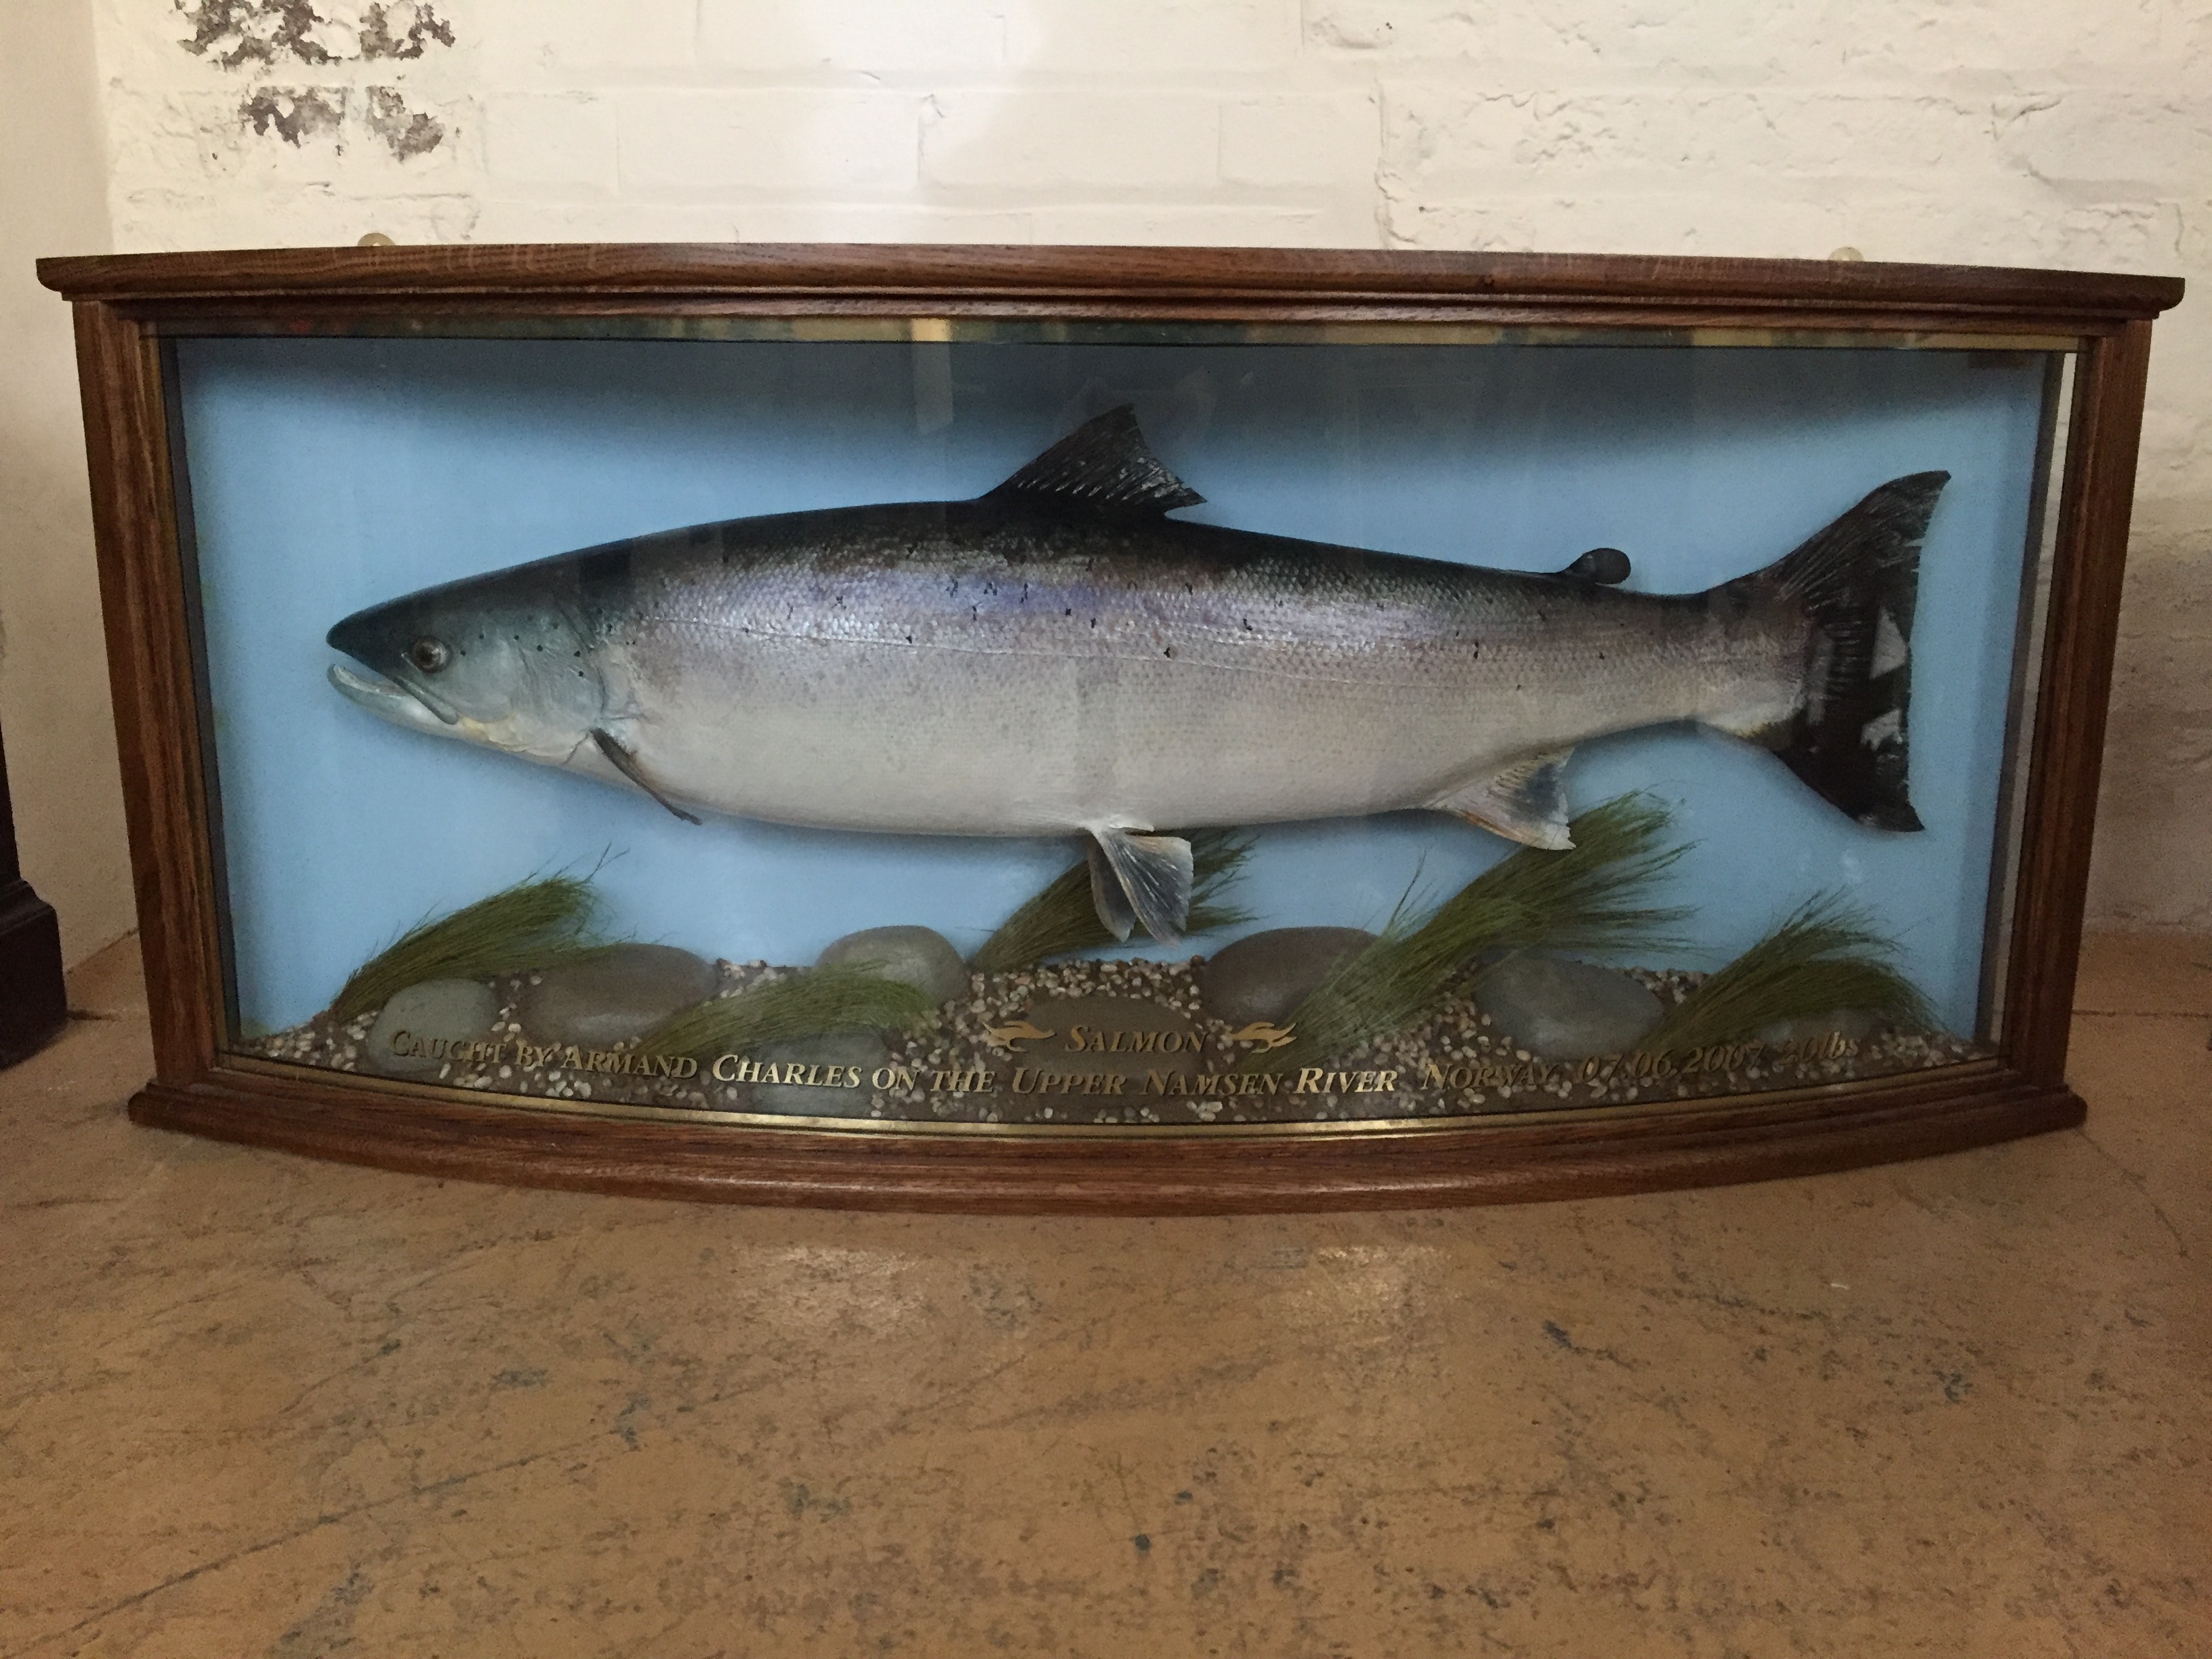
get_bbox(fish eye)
[407,637,451,674]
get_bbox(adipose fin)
[1557,547,1631,585]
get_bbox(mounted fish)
[327,407,1944,945]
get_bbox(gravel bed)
[248,957,1988,1126]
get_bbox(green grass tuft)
[634,965,933,1060]
[1640,893,1933,1053]
[969,830,1254,973]
[332,873,608,1022]
[1262,796,1688,1071]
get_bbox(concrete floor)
[1,936,2205,1658]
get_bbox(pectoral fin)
[590,728,701,825]
[1434,750,1576,850]
[1086,825,1195,944]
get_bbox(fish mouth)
[328,662,462,729]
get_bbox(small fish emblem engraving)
[983,1020,1056,1054]
[1226,1021,1296,1052]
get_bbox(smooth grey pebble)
[1198,926,1378,1025]
[518,944,718,1046]
[817,925,968,1005]
[364,979,499,1078]
[1474,955,1664,1061]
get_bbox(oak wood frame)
[38,244,2182,1212]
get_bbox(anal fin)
[591,727,701,825]
[1433,749,1576,850]
[1086,825,1194,944]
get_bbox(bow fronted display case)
[39,244,2182,1211]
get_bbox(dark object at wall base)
[0,722,67,1069]
[0,885,67,1067]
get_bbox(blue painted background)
[174,336,2051,1036]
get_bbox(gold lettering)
[1132,1030,1161,1052]
[1376,1069,1399,1092]
[1103,1073,1126,1094]
[1295,1067,1324,1094]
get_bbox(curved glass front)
[169,321,2066,1128]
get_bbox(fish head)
[325,572,609,762]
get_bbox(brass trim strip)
[218,1050,2006,1140]
[151,313,2079,350]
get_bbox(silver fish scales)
[329,407,1945,942]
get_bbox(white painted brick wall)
[68,0,2212,926]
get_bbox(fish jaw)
[328,661,616,779]
[328,662,456,733]
[327,663,513,753]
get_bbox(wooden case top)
[39,243,2184,331]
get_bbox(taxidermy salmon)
[327,407,1944,944]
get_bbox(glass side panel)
[172,331,2065,1128]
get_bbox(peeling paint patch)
[366,87,444,159]
[359,1,453,60]
[239,85,344,146]
[177,0,344,69]
[176,0,453,68]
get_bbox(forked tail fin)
[1746,472,1948,832]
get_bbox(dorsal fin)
[985,406,1206,515]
